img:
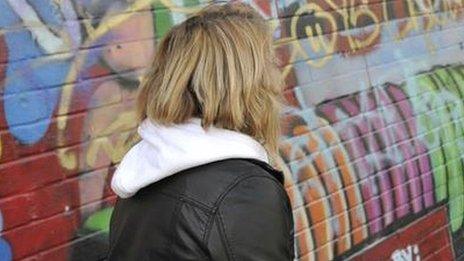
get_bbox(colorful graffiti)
[0,0,162,259]
[0,0,463,260]
[281,63,464,259]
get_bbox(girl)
[108,3,294,260]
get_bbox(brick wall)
[0,0,463,260]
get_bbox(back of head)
[137,2,284,158]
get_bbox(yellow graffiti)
[290,3,338,68]
[85,111,138,167]
[280,0,463,76]
[56,0,204,170]
[58,0,153,118]
[56,0,154,170]
[57,147,77,170]
[344,3,381,50]
[396,0,420,39]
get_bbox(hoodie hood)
[111,118,269,198]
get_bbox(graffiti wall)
[0,0,463,260]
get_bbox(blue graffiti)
[0,238,11,261]
[0,0,73,144]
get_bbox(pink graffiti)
[316,84,433,235]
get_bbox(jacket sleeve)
[205,176,295,261]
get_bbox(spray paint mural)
[0,0,463,260]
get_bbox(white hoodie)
[111,117,269,198]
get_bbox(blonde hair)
[136,2,284,159]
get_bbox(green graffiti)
[83,207,114,233]
[403,65,464,232]
[152,0,204,38]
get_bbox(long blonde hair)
[137,2,284,159]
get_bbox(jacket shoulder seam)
[202,173,263,243]
[216,175,293,259]
[202,174,287,246]
[217,210,236,261]
[215,174,286,210]
[159,193,215,259]
[159,191,214,213]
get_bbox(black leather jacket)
[107,158,294,260]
